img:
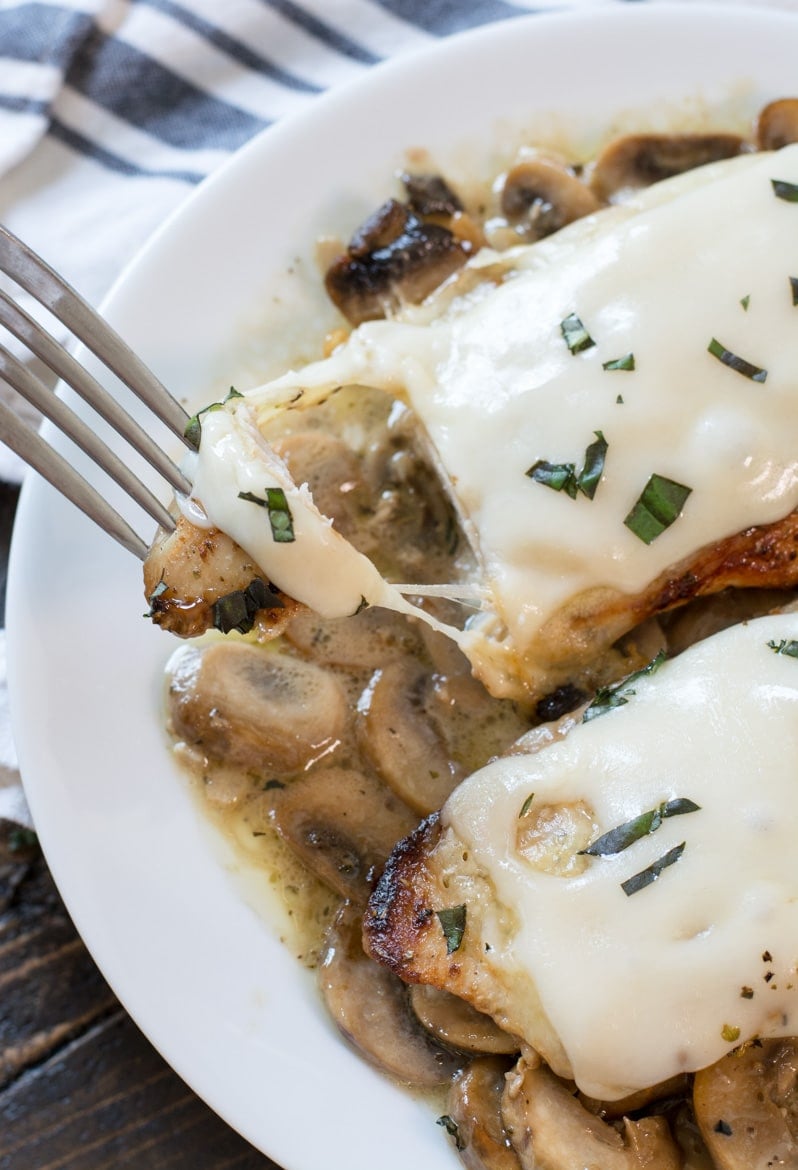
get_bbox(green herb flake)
[621,841,685,897]
[183,388,243,451]
[602,353,635,372]
[519,793,535,819]
[721,1023,741,1044]
[238,487,296,543]
[212,576,282,635]
[436,905,467,954]
[740,294,750,311]
[577,431,608,500]
[791,277,798,306]
[526,432,607,502]
[714,1120,734,1137]
[560,312,595,354]
[436,1116,465,1151]
[624,474,692,545]
[768,638,798,658]
[580,797,700,857]
[741,986,754,999]
[708,337,767,383]
[582,650,666,723]
[616,394,624,404]
[772,178,798,203]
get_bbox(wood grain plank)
[0,821,279,1169]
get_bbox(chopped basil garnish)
[526,431,607,501]
[721,1024,741,1044]
[767,638,798,658]
[184,387,243,451]
[602,353,635,372]
[583,650,666,723]
[436,905,466,954]
[740,986,754,999]
[740,294,750,311]
[616,394,624,404]
[560,312,595,354]
[708,337,767,383]
[624,474,692,545]
[577,431,608,500]
[621,841,685,897]
[714,1120,734,1137]
[580,797,700,857]
[212,577,283,635]
[437,1116,465,1150]
[772,178,798,202]
[791,277,798,306]
[519,793,535,819]
[238,487,296,543]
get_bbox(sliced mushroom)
[500,156,602,240]
[167,642,347,775]
[590,132,745,200]
[402,171,464,218]
[411,985,520,1056]
[269,766,418,901]
[324,198,471,325]
[756,98,798,151]
[270,430,370,544]
[319,900,463,1086]
[501,1058,681,1170]
[285,606,424,669]
[357,661,464,814]
[661,587,792,658]
[145,514,295,639]
[580,1074,690,1120]
[447,1056,521,1170]
[693,1038,798,1169]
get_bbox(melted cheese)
[445,612,798,1099]
[186,145,798,697]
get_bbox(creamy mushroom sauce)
[163,101,798,1170]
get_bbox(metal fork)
[0,224,192,560]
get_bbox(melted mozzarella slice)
[187,145,798,696]
[444,612,798,1099]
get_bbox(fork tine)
[0,287,191,495]
[0,397,148,560]
[0,343,177,534]
[0,225,189,438]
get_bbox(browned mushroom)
[500,156,602,241]
[167,641,347,775]
[319,900,463,1086]
[410,985,520,1056]
[579,1074,690,1120]
[357,660,465,814]
[402,171,464,218]
[324,198,471,325]
[269,766,418,902]
[590,132,745,201]
[270,430,370,544]
[447,1056,522,1170]
[501,1058,682,1170]
[284,605,425,669]
[756,98,798,151]
[693,1038,798,1168]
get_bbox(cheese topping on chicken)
[443,612,798,1100]
[185,145,798,696]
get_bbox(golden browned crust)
[144,514,299,639]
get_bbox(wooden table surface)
[0,484,280,1170]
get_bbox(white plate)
[8,5,798,1167]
